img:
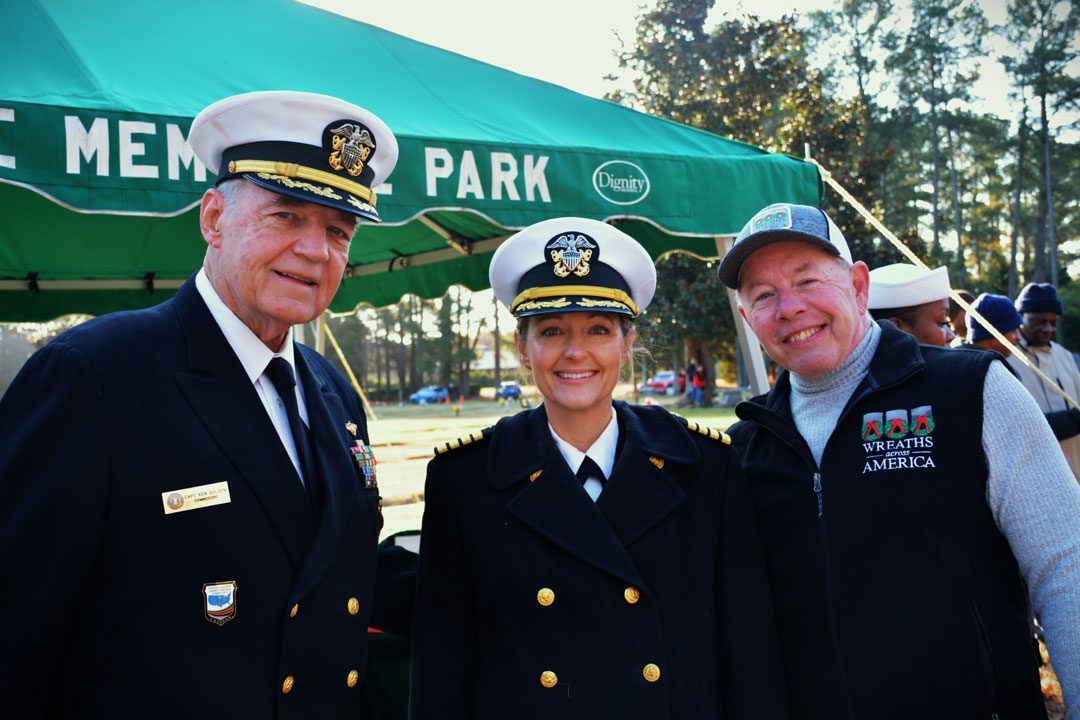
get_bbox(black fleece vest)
[731,325,1046,720]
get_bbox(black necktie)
[576,456,606,486]
[264,357,318,504]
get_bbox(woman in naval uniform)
[409,218,786,720]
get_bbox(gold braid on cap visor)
[509,285,639,316]
[227,160,377,206]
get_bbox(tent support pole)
[315,313,326,355]
[715,236,769,397]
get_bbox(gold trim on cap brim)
[510,285,639,316]
[228,160,377,206]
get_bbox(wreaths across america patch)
[860,405,936,474]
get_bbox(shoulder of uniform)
[672,413,731,445]
[433,426,494,456]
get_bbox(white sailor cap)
[189,90,398,223]
[868,263,951,309]
[489,217,656,318]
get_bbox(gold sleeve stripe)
[228,160,376,206]
[674,414,731,445]
[433,427,494,455]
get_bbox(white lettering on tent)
[65,116,109,176]
[425,147,453,197]
[119,121,158,179]
[457,150,484,200]
[0,108,14,169]
[166,124,207,182]
[524,155,550,202]
[490,152,519,201]
[425,147,551,203]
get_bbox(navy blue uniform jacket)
[0,278,412,719]
[410,401,788,719]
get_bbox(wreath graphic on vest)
[861,405,934,441]
[862,417,883,441]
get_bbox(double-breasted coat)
[0,277,413,719]
[410,401,787,719]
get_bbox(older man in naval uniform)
[0,91,413,719]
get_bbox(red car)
[643,370,686,395]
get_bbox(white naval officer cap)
[189,90,398,223]
[489,217,656,318]
[867,263,951,310]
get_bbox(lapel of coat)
[171,279,315,571]
[289,347,374,600]
[492,406,646,588]
[594,402,695,548]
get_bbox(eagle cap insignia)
[326,120,376,177]
[547,233,598,278]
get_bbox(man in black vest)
[0,91,414,719]
[718,202,1080,717]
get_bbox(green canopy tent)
[1,0,821,392]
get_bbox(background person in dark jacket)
[967,291,1080,443]
[0,91,414,719]
[410,217,787,720]
[717,202,1080,718]
[1006,282,1080,482]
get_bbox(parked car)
[494,381,521,400]
[643,370,685,395]
[409,385,449,404]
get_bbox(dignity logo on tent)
[592,160,650,205]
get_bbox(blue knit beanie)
[968,293,1022,342]
[1015,282,1064,315]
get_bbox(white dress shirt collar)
[195,267,297,381]
[549,405,619,481]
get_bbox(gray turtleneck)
[786,322,1080,715]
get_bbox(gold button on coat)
[643,664,660,682]
[289,604,298,618]
[540,670,558,688]
[347,597,360,615]
[624,586,640,604]
[537,588,555,606]
[282,675,295,694]
[347,669,359,687]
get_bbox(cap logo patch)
[751,205,793,233]
[547,233,597,278]
[327,122,376,177]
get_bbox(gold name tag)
[161,481,231,515]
